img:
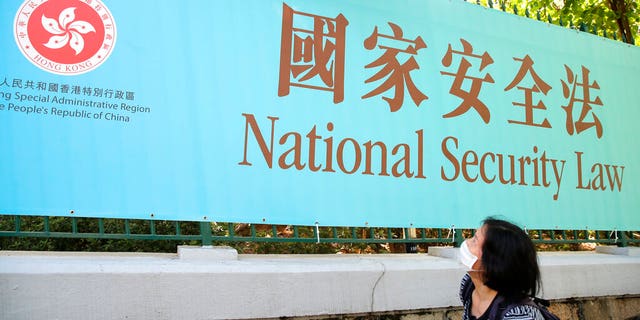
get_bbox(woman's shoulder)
[502,303,545,320]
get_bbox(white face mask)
[458,240,478,270]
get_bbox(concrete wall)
[283,296,640,320]
[0,246,638,320]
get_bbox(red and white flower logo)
[14,0,117,75]
[42,7,96,55]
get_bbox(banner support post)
[200,222,213,246]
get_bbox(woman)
[458,217,544,320]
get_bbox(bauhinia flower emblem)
[42,7,96,55]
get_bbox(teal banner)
[1,0,638,230]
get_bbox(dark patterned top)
[459,274,544,320]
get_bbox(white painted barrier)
[0,246,638,320]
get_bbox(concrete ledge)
[1,249,639,320]
[177,245,238,260]
[427,246,458,259]
[595,245,640,256]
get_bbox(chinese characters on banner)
[0,77,136,100]
[361,22,427,112]
[504,55,552,128]
[278,3,605,138]
[278,4,348,103]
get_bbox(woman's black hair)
[480,217,541,301]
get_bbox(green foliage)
[2,216,636,253]
[0,216,409,254]
[471,0,639,45]
[0,216,201,252]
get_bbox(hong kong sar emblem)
[14,0,117,75]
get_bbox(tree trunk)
[608,0,635,44]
